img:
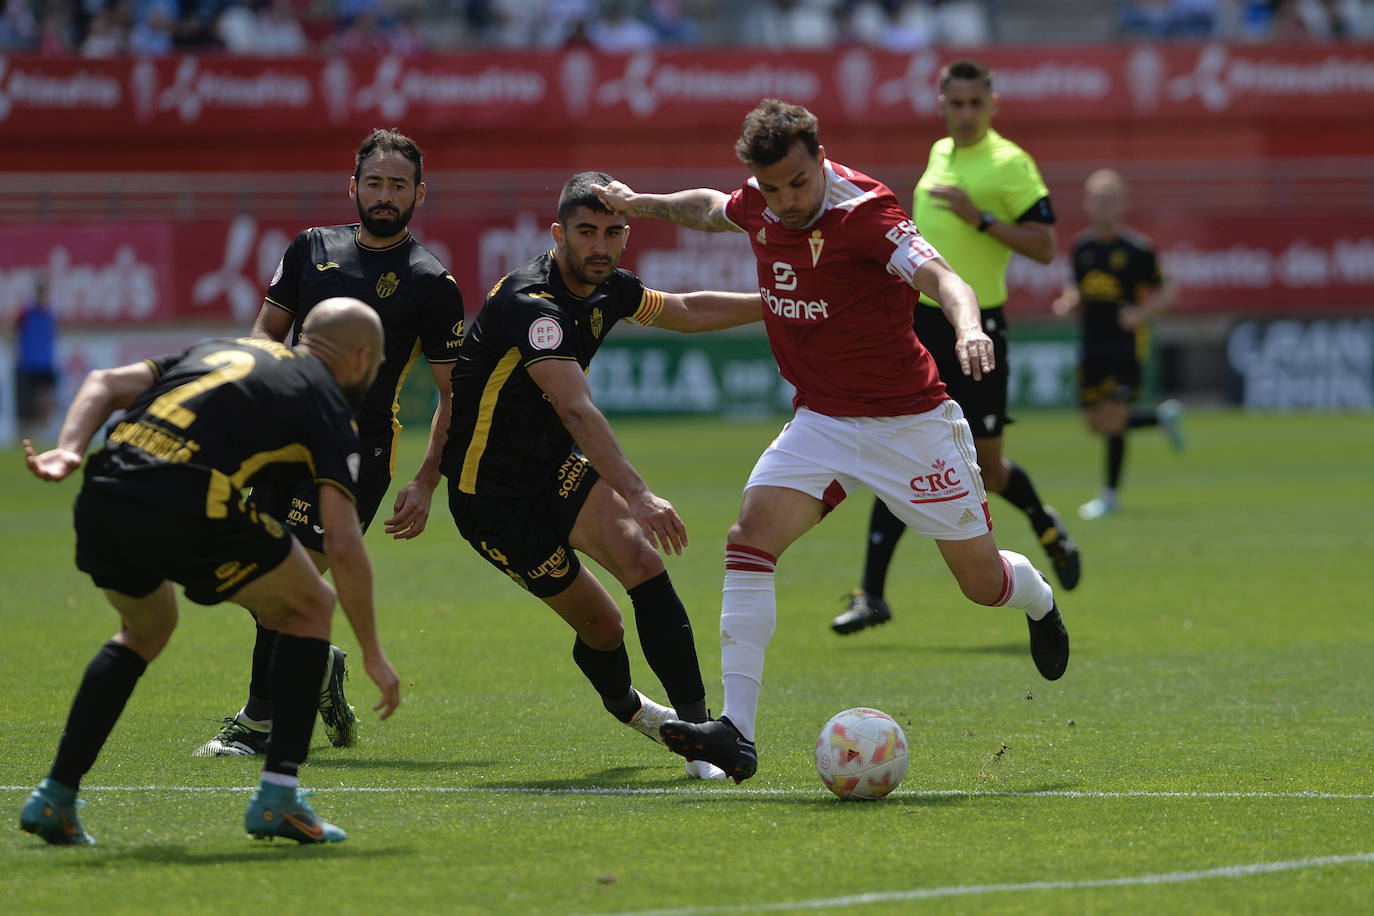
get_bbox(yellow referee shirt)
[914,127,1049,310]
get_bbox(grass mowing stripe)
[6,785,1373,799]
[579,852,1374,916]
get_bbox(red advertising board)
[3,211,1371,327]
[3,45,1374,170]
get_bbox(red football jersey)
[724,159,949,418]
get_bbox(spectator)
[931,0,987,45]
[257,0,309,54]
[0,0,39,50]
[79,5,126,55]
[588,0,658,51]
[13,277,59,441]
[128,0,177,53]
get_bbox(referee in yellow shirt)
[832,57,1081,635]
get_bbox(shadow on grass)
[306,757,491,771]
[60,842,414,866]
[831,640,1027,659]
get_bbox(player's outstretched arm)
[592,181,739,233]
[651,291,763,334]
[528,358,687,555]
[318,482,401,719]
[24,361,156,481]
[386,362,453,539]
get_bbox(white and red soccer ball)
[814,707,909,800]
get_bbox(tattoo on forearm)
[650,193,727,230]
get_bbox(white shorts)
[745,403,992,541]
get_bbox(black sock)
[243,619,277,722]
[999,460,1052,532]
[1129,407,1159,429]
[861,498,907,599]
[263,634,329,780]
[1107,434,1126,490]
[627,571,707,723]
[50,640,148,789]
[572,637,637,721]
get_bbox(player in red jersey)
[594,98,1071,782]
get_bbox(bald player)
[19,298,400,846]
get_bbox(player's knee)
[980,464,1008,494]
[582,615,625,651]
[960,574,1004,607]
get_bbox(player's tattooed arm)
[593,182,738,233]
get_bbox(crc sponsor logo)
[593,51,821,118]
[761,286,829,321]
[556,454,590,499]
[908,458,969,504]
[0,55,122,122]
[526,546,573,582]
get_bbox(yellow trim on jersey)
[387,339,423,476]
[262,297,294,315]
[458,348,523,494]
[630,289,666,327]
[207,444,316,518]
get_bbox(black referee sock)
[999,460,1052,532]
[243,619,277,722]
[628,571,707,723]
[263,634,330,780]
[50,640,148,790]
[1107,434,1127,491]
[572,637,638,722]
[861,497,907,600]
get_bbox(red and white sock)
[995,550,1055,620]
[719,543,777,743]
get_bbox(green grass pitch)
[2,409,1371,914]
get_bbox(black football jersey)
[1071,229,1163,352]
[442,251,663,494]
[82,337,360,519]
[265,224,464,440]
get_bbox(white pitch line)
[3,785,1373,800]
[576,852,1374,916]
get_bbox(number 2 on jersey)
[146,350,256,429]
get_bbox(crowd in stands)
[0,0,1369,55]
[1119,0,1372,40]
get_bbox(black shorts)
[913,304,1010,438]
[1078,350,1142,406]
[448,450,599,599]
[75,487,294,606]
[257,435,392,552]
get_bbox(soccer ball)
[814,707,908,800]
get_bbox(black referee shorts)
[913,304,1010,438]
[448,450,600,599]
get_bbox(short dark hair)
[354,128,423,184]
[558,170,615,225]
[734,98,820,168]
[940,58,993,93]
